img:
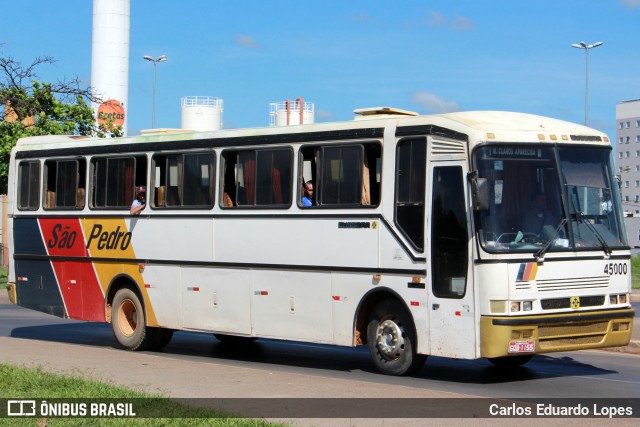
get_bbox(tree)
[0,54,122,194]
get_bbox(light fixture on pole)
[143,54,167,128]
[571,41,603,126]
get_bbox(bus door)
[427,164,476,359]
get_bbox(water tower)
[91,0,130,135]
[270,98,314,126]
[181,96,224,131]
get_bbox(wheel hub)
[117,299,137,337]
[376,319,405,360]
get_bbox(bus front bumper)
[480,309,635,358]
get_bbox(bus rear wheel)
[367,299,426,376]
[112,287,155,351]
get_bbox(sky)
[1,0,640,137]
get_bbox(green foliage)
[631,255,640,289]
[0,54,122,194]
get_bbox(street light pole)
[143,54,167,128]
[571,41,603,126]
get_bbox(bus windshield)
[474,145,627,254]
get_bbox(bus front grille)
[540,295,605,310]
[537,320,609,350]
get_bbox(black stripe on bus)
[396,124,468,141]
[490,309,635,326]
[11,254,426,276]
[15,128,385,159]
[474,253,630,264]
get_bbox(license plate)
[508,340,535,353]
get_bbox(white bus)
[5,108,634,375]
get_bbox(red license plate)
[508,340,535,353]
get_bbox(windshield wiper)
[573,211,612,257]
[534,218,568,261]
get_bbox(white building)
[615,99,640,247]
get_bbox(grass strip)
[0,363,282,426]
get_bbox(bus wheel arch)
[105,275,158,351]
[355,289,426,376]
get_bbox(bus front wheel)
[112,287,155,351]
[367,299,426,376]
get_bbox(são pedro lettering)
[86,224,132,250]
[46,223,132,251]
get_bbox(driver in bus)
[523,191,553,235]
[130,186,146,216]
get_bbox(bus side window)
[395,137,426,251]
[43,159,85,210]
[299,147,318,207]
[17,161,41,211]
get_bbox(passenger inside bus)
[130,186,146,215]
[301,180,315,206]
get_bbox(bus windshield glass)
[473,145,627,253]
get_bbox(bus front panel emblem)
[570,296,580,309]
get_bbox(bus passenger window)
[43,159,86,210]
[221,149,292,208]
[152,152,214,209]
[91,155,145,209]
[17,161,40,210]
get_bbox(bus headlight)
[618,294,628,304]
[490,300,507,314]
[509,300,533,313]
[610,295,618,305]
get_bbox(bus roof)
[12,110,610,153]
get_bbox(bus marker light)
[187,287,200,292]
[490,300,507,314]
[144,284,152,288]
[411,277,422,283]
[455,310,461,316]
[18,277,28,282]
[550,134,558,141]
[138,264,145,273]
[372,274,382,282]
[411,301,420,306]
[254,291,269,296]
[486,133,495,139]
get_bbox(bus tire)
[112,287,154,351]
[487,355,533,368]
[367,299,426,376]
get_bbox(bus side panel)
[13,218,66,317]
[39,218,106,322]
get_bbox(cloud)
[411,91,462,114]
[234,35,258,49]
[426,11,475,31]
[621,0,640,8]
[314,109,336,122]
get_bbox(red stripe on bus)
[38,218,106,322]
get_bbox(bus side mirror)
[470,175,489,211]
